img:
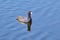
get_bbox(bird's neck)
[28,14,31,18]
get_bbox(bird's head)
[28,11,32,16]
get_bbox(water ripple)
[0,0,60,40]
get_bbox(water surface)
[0,0,60,40]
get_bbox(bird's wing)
[17,16,30,23]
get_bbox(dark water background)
[0,0,60,40]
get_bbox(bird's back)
[16,16,30,24]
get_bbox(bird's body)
[16,11,32,31]
[16,16,29,24]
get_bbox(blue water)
[0,0,60,40]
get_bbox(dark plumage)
[27,11,32,31]
[16,11,32,31]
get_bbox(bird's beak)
[31,12,32,15]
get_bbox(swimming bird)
[16,11,32,31]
